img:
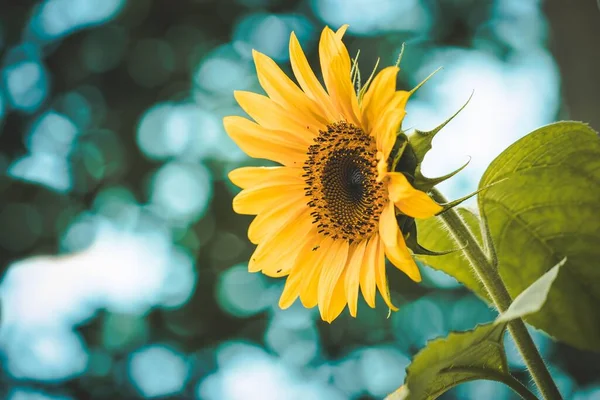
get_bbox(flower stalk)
[430,188,563,400]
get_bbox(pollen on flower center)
[303,121,387,242]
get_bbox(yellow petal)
[252,49,328,128]
[279,231,339,310]
[387,231,421,282]
[387,172,442,218]
[379,202,421,282]
[279,268,304,309]
[318,27,361,126]
[360,237,378,308]
[234,91,318,142]
[224,116,307,166]
[378,201,398,247]
[228,166,295,190]
[247,194,308,244]
[373,235,398,311]
[317,239,349,322]
[376,151,388,183]
[249,211,313,275]
[325,270,348,323]
[344,239,368,317]
[372,91,409,160]
[289,32,337,121]
[232,179,304,215]
[361,66,399,132]
[261,227,315,278]
[335,24,349,38]
[298,237,332,308]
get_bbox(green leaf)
[386,323,532,400]
[496,258,566,324]
[479,121,600,352]
[415,208,491,303]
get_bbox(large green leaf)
[415,208,490,302]
[386,323,526,400]
[479,121,600,352]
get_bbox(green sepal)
[391,133,417,175]
[412,242,458,257]
[438,178,507,215]
[397,214,458,257]
[413,156,471,192]
[394,42,406,68]
[358,58,380,103]
[351,49,361,94]
[406,91,473,167]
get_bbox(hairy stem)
[430,189,562,400]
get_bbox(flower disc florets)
[303,122,387,243]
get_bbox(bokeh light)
[2,46,48,112]
[6,388,73,400]
[233,13,315,62]
[217,263,270,317]
[128,344,190,398]
[313,0,431,36]
[149,161,212,224]
[31,0,125,40]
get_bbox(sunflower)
[226,25,442,322]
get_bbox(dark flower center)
[303,122,386,242]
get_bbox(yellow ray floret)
[226,25,442,322]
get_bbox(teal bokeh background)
[0,0,599,399]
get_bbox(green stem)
[430,188,562,400]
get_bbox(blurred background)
[0,0,598,399]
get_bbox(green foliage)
[389,260,564,400]
[415,208,490,303]
[401,122,599,399]
[387,323,511,400]
[479,121,600,352]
